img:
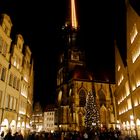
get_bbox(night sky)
[0,0,126,109]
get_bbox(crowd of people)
[0,127,137,140]
[0,129,24,140]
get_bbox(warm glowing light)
[19,110,26,115]
[130,23,138,44]
[136,79,140,87]
[58,91,62,102]
[22,122,25,128]
[118,74,124,86]
[130,115,134,120]
[71,0,77,29]
[136,119,140,126]
[13,60,16,66]
[69,88,72,96]
[117,65,120,71]
[17,122,21,128]
[24,76,28,82]
[132,47,140,63]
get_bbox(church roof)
[71,65,93,81]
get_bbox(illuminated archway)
[10,120,16,134]
[1,119,9,133]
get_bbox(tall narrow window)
[1,67,6,81]
[13,98,17,111]
[0,64,2,78]
[2,42,7,56]
[9,96,13,110]
[0,37,3,52]
[5,94,10,108]
[9,73,13,86]
[0,90,3,108]
[17,79,20,90]
[127,98,132,110]
[98,89,106,107]
[13,76,17,89]
[79,89,86,107]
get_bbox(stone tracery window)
[79,89,86,107]
[98,89,106,107]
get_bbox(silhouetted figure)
[4,130,13,140]
[0,131,4,140]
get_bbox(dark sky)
[0,0,126,109]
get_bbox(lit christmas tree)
[85,91,100,129]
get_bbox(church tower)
[56,0,116,131]
[56,0,94,131]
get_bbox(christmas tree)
[85,91,100,129]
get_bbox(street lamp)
[59,125,61,132]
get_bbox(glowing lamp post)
[59,125,61,132]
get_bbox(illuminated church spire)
[65,0,78,29]
[71,0,78,29]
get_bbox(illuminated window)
[117,65,120,71]
[71,51,79,61]
[134,98,138,106]
[125,81,130,96]
[58,91,62,103]
[131,74,136,91]
[132,43,140,63]
[127,98,132,110]
[118,74,124,86]
[130,23,138,44]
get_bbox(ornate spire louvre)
[71,0,78,29]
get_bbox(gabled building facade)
[114,0,140,138]
[31,102,43,132]
[0,14,34,136]
[44,105,57,132]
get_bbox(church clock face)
[71,52,79,61]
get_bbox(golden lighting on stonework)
[71,0,77,29]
